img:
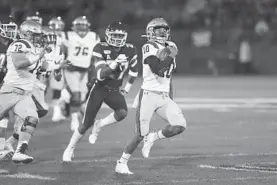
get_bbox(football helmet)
[145,17,170,43]
[26,11,43,25]
[48,16,65,32]
[72,16,90,37]
[19,20,43,47]
[42,26,57,46]
[105,21,127,47]
[0,21,18,40]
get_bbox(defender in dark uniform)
[63,21,138,162]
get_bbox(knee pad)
[114,109,128,121]
[70,92,82,106]
[21,116,38,136]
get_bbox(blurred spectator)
[255,16,269,36]
[237,36,255,74]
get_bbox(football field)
[1,76,277,185]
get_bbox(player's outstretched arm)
[122,55,138,94]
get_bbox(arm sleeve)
[128,47,138,77]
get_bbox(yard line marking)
[199,164,277,174]
[43,152,277,164]
[0,172,56,180]
[80,176,277,185]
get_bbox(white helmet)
[145,17,170,44]
[19,20,43,46]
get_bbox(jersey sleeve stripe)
[94,60,106,67]
[17,39,31,48]
[92,51,103,58]
[96,69,105,81]
[130,59,137,68]
[128,70,138,77]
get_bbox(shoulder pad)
[8,39,33,53]
[145,41,159,49]
[100,42,109,46]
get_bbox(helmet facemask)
[72,23,90,38]
[105,29,127,48]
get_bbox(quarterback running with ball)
[115,18,187,174]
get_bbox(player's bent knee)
[78,123,91,135]
[21,116,38,135]
[114,109,128,121]
[70,92,82,106]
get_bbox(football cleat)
[115,160,133,175]
[62,147,74,162]
[88,120,101,144]
[12,142,33,164]
[142,132,156,158]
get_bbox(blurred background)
[1,0,277,75]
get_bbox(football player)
[0,21,18,160]
[3,27,66,155]
[48,16,68,122]
[62,21,138,162]
[0,20,47,163]
[59,16,100,130]
[115,18,187,174]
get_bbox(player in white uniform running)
[0,20,47,163]
[2,27,66,156]
[48,16,68,122]
[115,18,187,174]
[59,16,100,131]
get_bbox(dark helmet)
[105,21,127,47]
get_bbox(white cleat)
[88,120,101,144]
[70,113,80,131]
[52,105,66,122]
[142,132,156,158]
[12,142,33,164]
[115,160,133,175]
[62,147,74,162]
[0,150,14,160]
[12,153,34,164]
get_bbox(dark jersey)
[0,37,13,84]
[93,42,138,88]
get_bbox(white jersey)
[34,45,65,91]
[63,31,100,68]
[141,41,177,93]
[56,32,65,47]
[4,39,41,91]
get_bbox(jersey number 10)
[75,46,89,56]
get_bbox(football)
[156,47,171,61]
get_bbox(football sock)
[156,130,166,140]
[67,129,83,149]
[119,152,131,164]
[100,112,117,127]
